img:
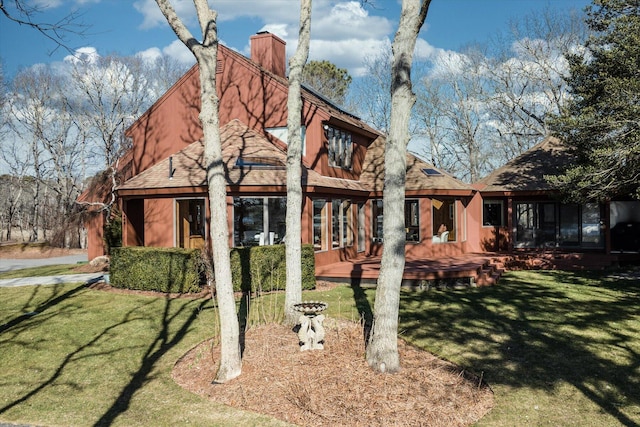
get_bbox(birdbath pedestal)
[293,301,328,351]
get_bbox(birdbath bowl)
[293,301,328,351]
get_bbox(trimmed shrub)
[230,244,316,293]
[110,246,201,293]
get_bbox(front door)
[176,199,206,249]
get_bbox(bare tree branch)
[1,0,88,54]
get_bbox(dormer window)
[326,125,353,170]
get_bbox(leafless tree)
[0,0,87,53]
[6,67,60,241]
[483,7,587,161]
[350,50,393,135]
[412,77,449,169]
[154,0,242,383]
[366,0,432,374]
[4,66,85,244]
[284,0,312,325]
[68,54,151,168]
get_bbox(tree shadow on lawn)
[0,282,87,335]
[0,280,210,427]
[398,270,640,427]
[93,294,209,427]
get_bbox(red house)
[82,32,638,281]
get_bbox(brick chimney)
[250,32,286,78]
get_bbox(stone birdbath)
[293,301,328,351]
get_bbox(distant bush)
[110,247,201,293]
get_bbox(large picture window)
[326,125,353,170]
[233,197,286,247]
[515,202,603,248]
[371,199,421,243]
[313,199,328,252]
[483,200,504,226]
[332,199,353,248]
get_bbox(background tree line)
[350,6,590,183]
[0,53,189,245]
[2,1,636,244]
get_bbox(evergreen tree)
[549,0,640,201]
[302,60,352,106]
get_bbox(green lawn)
[0,264,85,279]
[0,283,291,426]
[0,269,638,426]
[399,270,640,426]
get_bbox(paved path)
[0,273,105,288]
[0,253,101,287]
[0,254,88,273]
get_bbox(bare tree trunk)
[284,0,312,325]
[366,0,431,374]
[155,0,241,382]
[30,166,41,242]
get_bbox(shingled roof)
[360,136,473,194]
[118,119,369,195]
[475,136,573,193]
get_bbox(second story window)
[326,125,353,170]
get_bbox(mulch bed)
[172,320,494,426]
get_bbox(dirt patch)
[173,320,494,427]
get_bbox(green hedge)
[230,244,316,293]
[110,247,202,293]
[110,244,316,294]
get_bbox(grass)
[0,270,639,426]
[399,270,640,426]
[0,264,85,279]
[0,283,290,426]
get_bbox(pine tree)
[549,0,640,201]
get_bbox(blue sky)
[1,0,591,78]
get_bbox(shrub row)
[110,247,201,293]
[230,244,316,293]
[110,244,316,294]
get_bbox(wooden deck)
[315,251,636,288]
[315,253,504,287]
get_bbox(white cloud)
[131,1,396,77]
[427,49,469,79]
[162,40,195,65]
[312,1,392,41]
[63,46,100,65]
[136,47,163,64]
[259,24,289,40]
[136,42,195,67]
[309,38,390,77]
[133,0,196,30]
[414,38,438,61]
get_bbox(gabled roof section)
[360,136,473,193]
[476,136,574,193]
[301,84,380,140]
[118,119,369,194]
